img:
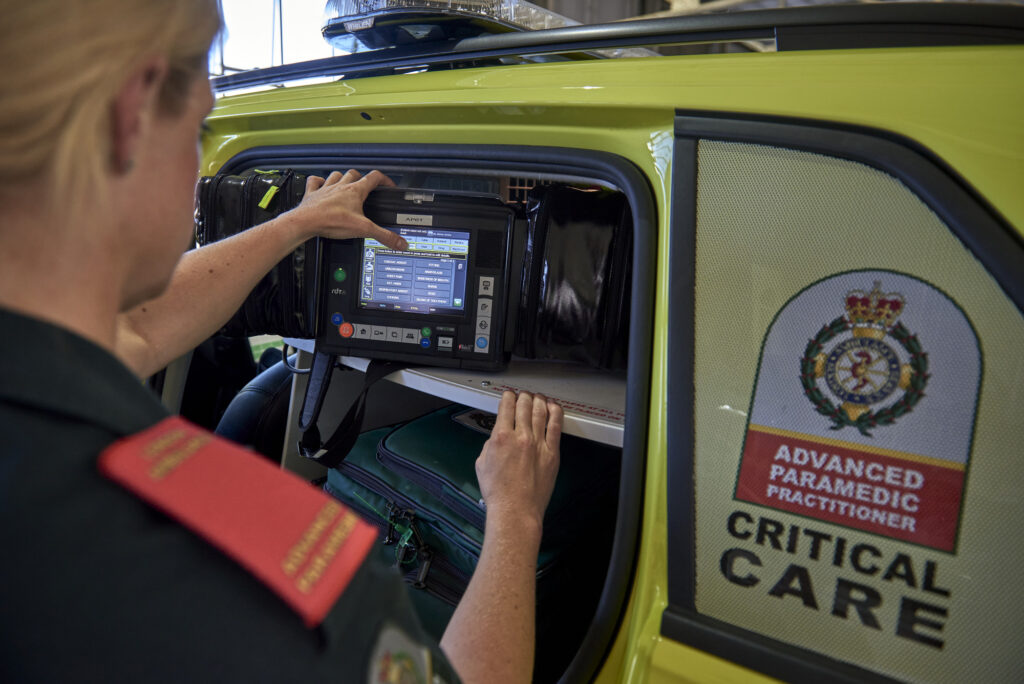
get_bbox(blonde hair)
[0,0,221,213]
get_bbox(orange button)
[339,322,354,338]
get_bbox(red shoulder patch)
[99,416,376,628]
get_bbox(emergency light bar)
[321,0,579,53]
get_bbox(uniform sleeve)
[321,547,461,683]
[95,416,460,682]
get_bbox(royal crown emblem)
[844,284,905,333]
[800,281,929,436]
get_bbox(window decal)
[735,270,979,553]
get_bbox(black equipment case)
[323,404,619,683]
[195,170,317,338]
[517,184,632,370]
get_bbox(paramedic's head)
[0,0,220,307]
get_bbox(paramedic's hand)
[289,169,408,250]
[476,391,562,531]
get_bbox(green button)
[421,327,432,337]
[333,268,347,283]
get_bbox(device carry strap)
[298,355,406,468]
[297,350,335,435]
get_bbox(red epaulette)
[98,416,376,628]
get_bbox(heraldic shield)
[735,270,980,553]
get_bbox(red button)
[339,322,354,338]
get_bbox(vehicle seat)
[214,352,294,461]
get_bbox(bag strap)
[297,353,406,469]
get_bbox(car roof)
[212,2,1024,92]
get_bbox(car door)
[659,111,1024,682]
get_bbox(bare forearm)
[440,511,542,684]
[114,170,404,377]
[116,211,310,376]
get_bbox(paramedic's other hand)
[476,391,562,531]
[443,391,561,683]
[290,169,408,250]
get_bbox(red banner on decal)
[736,425,964,551]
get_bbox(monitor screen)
[359,227,470,315]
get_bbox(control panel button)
[371,326,388,341]
[476,298,493,316]
[420,337,432,349]
[330,312,344,326]
[354,323,372,339]
[475,317,491,334]
[339,322,354,338]
[420,327,432,338]
[478,276,494,296]
[386,327,403,343]
[475,335,490,353]
[401,328,419,344]
[333,267,347,283]
[438,336,453,350]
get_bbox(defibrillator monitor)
[315,189,517,370]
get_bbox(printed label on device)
[397,213,433,226]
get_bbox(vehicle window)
[680,137,1023,682]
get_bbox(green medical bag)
[324,404,618,682]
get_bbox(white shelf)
[284,338,626,447]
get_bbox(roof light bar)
[322,0,578,53]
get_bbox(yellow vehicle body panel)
[648,638,781,684]
[208,46,1024,231]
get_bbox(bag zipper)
[336,461,482,557]
[324,479,471,604]
[376,439,486,531]
[402,551,468,606]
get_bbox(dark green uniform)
[0,307,456,683]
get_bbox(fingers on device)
[315,189,519,371]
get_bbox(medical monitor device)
[315,189,517,370]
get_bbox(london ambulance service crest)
[800,281,928,436]
[735,270,979,553]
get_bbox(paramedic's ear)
[110,56,168,175]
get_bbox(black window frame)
[216,143,658,683]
